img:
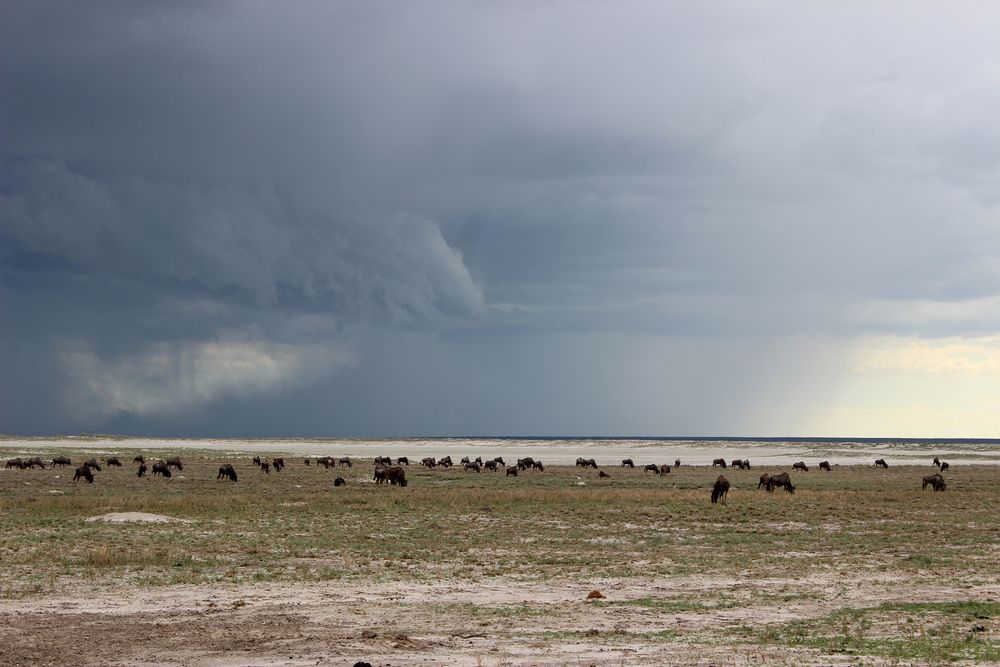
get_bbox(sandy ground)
[3,572,996,666]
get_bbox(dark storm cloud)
[4,2,1000,435]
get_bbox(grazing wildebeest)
[272,457,285,472]
[581,458,598,469]
[316,456,335,468]
[384,466,408,487]
[5,458,23,469]
[712,458,727,468]
[644,463,659,473]
[731,459,745,469]
[621,459,635,468]
[217,464,238,482]
[260,460,270,474]
[334,477,346,486]
[151,461,171,478]
[73,466,94,483]
[939,461,949,472]
[532,460,545,472]
[517,457,536,470]
[766,472,795,493]
[24,457,46,469]
[132,455,144,464]
[711,476,730,505]
[742,460,750,470]
[575,457,587,467]
[598,470,610,478]
[338,457,353,468]
[758,473,770,490]
[492,457,506,467]
[922,473,946,491]
[464,461,482,473]
[438,456,453,468]
[792,461,809,472]
[373,467,387,484]
[136,463,147,478]
[659,464,671,475]
[252,456,262,466]
[104,457,122,467]
[819,461,832,471]
[304,458,311,466]
[165,457,183,471]
[51,456,72,467]
[374,456,392,466]
[674,459,681,468]
[421,457,437,468]
[397,457,409,466]
[506,466,518,476]
[83,459,102,471]
[484,460,498,471]
[874,459,888,468]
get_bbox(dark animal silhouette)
[104,457,122,467]
[260,461,270,474]
[484,460,498,471]
[165,457,183,471]
[51,456,72,467]
[819,461,831,471]
[373,467,387,484]
[132,455,144,464]
[517,457,536,470]
[792,461,809,472]
[304,458,311,466]
[598,470,610,478]
[922,473,946,491]
[137,463,147,478]
[334,477,346,486]
[939,461,949,472]
[151,461,171,478]
[24,457,46,469]
[580,458,598,469]
[438,456,453,468]
[252,456,262,466]
[758,473,770,489]
[397,457,409,465]
[317,456,335,468]
[272,457,285,472]
[217,464,238,482]
[711,476,730,505]
[492,457,506,466]
[5,458,23,469]
[375,456,392,466]
[874,459,888,468]
[421,457,437,468]
[83,459,102,471]
[712,458,727,468]
[532,460,545,472]
[73,466,94,483]
[766,472,795,493]
[644,464,659,473]
[506,466,518,476]
[741,459,750,470]
[731,459,745,469]
[338,457,353,468]
[621,459,635,468]
[674,459,681,468]
[464,461,482,473]
[659,464,671,475]
[383,466,407,487]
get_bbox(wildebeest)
[73,466,94,483]
[492,457,506,466]
[792,461,809,472]
[580,458,598,469]
[674,459,681,468]
[505,466,518,476]
[260,460,270,474]
[51,456,72,467]
[731,459,745,469]
[272,457,285,472]
[132,455,144,464]
[438,456,453,468]
[644,463,659,473]
[338,457,353,468]
[621,459,635,468]
[83,459,102,471]
[317,456,335,468]
[304,458,311,466]
[397,457,409,466]
[484,460,498,471]
[24,457,46,469]
[334,477,346,486]
[5,458,23,469]
[517,457,536,470]
[741,460,750,470]
[252,456,262,466]
[819,461,832,471]
[922,473,946,491]
[939,461,950,472]
[711,476,730,505]
[165,457,183,471]
[598,470,610,478]
[373,467,387,484]
[532,460,545,472]
[874,459,888,468]
[104,457,122,467]
[933,457,950,472]
[217,464,238,482]
[766,472,795,493]
[758,473,770,489]
[659,464,671,475]
[151,461,171,478]
[712,458,727,468]
[464,461,482,473]
[136,463,147,478]
[421,457,437,468]
[374,456,392,466]
[383,466,407,487]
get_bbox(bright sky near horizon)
[3,2,1000,438]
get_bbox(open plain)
[1,442,998,666]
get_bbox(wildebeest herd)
[2,453,955,503]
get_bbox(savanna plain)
[1,445,998,666]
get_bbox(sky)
[3,1,1000,438]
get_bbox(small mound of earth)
[86,512,192,524]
